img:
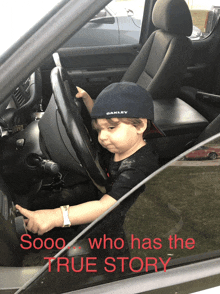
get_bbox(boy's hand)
[75,86,90,100]
[15,205,63,235]
[75,86,94,114]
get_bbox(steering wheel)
[50,56,107,188]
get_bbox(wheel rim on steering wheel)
[38,53,107,189]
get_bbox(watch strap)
[60,205,71,227]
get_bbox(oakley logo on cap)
[106,111,128,115]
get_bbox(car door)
[41,0,148,103]
[41,0,220,107]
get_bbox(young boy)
[16,82,163,236]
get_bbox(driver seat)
[122,0,209,158]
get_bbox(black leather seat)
[122,0,193,101]
[121,0,208,158]
[154,98,208,137]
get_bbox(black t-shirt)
[83,144,159,258]
[89,143,159,242]
[99,143,159,220]
[108,143,158,196]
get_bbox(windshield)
[0,0,63,56]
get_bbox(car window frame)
[139,0,156,44]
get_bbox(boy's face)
[95,118,146,161]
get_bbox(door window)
[124,135,220,266]
[63,0,145,48]
[21,135,220,293]
[185,0,220,40]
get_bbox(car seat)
[122,0,209,159]
[122,0,192,100]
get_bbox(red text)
[20,234,66,250]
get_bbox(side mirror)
[95,9,107,18]
[90,16,115,25]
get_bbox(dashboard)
[0,69,43,136]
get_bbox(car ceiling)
[0,0,112,105]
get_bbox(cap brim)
[150,122,166,137]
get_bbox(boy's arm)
[68,194,116,225]
[15,194,116,235]
[75,86,94,114]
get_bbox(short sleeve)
[107,144,159,202]
[108,167,147,201]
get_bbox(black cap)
[91,82,165,136]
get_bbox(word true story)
[20,234,195,273]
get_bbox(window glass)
[185,0,220,40]
[63,0,145,48]
[21,135,220,293]
[124,135,220,266]
[0,0,63,56]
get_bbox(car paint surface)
[185,146,220,159]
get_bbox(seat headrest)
[152,0,193,36]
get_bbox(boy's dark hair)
[92,118,151,138]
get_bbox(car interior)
[1,0,220,292]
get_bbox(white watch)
[60,205,71,227]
